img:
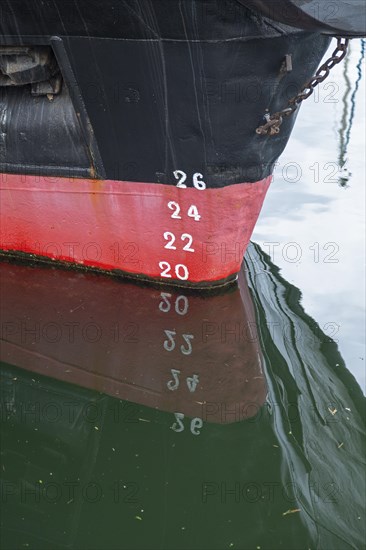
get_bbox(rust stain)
[89,177,105,209]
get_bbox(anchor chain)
[256,37,350,136]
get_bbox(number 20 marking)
[159,261,189,280]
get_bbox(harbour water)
[253,38,366,391]
[0,39,365,550]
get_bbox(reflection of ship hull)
[1,243,365,550]
[0,259,266,422]
[0,1,332,286]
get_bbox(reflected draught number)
[159,291,204,436]
[163,330,194,355]
[159,293,189,315]
[167,369,199,393]
[171,413,203,436]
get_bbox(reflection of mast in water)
[338,39,365,187]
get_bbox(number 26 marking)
[173,170,206,190]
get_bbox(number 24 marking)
[168,202,201,222]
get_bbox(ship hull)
[0,1,333,287]
[0,173,270,286]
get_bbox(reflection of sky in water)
[253,38,365,391]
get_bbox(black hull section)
[0,1,331,187]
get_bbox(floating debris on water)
[282,509,301,516]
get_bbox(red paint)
[0,173,271,285]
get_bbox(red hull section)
[0,174,271,287]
